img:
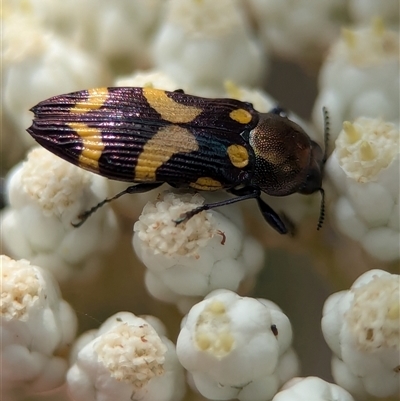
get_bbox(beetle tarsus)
[174,206,207,225]
[174,187,261,225]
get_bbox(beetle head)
[249,113,324,196]
[249,110,329,230]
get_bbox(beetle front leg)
[229,187,291,235]
[174,186,261,225]
[175,186,292,235]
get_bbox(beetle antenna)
[317,106,329,230]
[322,106,330,164]
[317,188,325,230]
[316,107,329,231]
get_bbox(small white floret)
[335,118,398,183]
[134,192,216,258]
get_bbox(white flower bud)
[1,255,77,397]
[1,148,119,281]
[133,192,264,313]
[67,312,185,401]
[177,290,299,401]
[326,117,399,261]
[313,20,399,142]
[152,0,265,96]
[321,269,400,398]
[245,0,347,66]
[2,10,110,148]
[348,0,399,26]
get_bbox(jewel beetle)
[27,87,328,234]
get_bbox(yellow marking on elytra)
[68,122,104,171]
[227,144,249,168]
[190,177,222,191]
[71,87,109,113]
[135,125,199,181]
[142,87,202,123]
[229,108,252,124]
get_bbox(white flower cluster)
[177,290,299,401]
[152,0,265,96]
[2,7,110,150]
[327,117,399,261]
[348,0,399,26]
[322,269,399,398]
[1,255,77,398]
[133,192,264,313]
[245,0,348,66]
[313,20,399,142]
[244,0,399,66]
[1,147,119,281]
[67,312,185,401]
[3,0,164,71]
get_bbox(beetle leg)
[72,182,163,227]
[174,187,261,225]
[175,186,291,235]
[229,187,290,235]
